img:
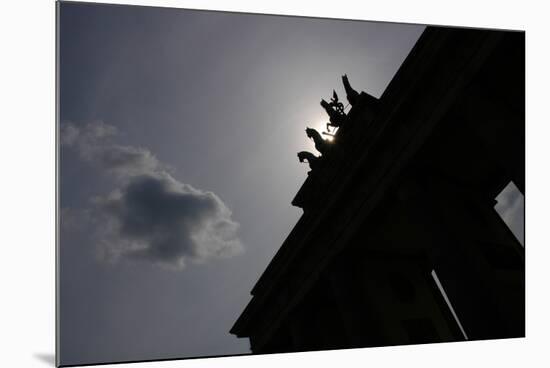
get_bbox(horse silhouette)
[342,74,359,106]
[306,127,331,155]
[297,151,321,171]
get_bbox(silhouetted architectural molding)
[231,27,525,354]
[305,127,331,155]
[298,151,322,172]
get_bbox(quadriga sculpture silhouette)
[321,91,347,131]
[305,127,331,155]
[297,151,321,171]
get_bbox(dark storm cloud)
[95,172,243,269]
[61,120,243,269]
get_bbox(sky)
[55,2,511,365]
[495,181,525,246]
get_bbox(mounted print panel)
[57,1,525,366]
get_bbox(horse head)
[342,74,359,106]
[320,99,331,111]
[297,151,321,170]
[305,127,316,139]
[298,151,316,163]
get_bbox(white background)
[1,0,548,367]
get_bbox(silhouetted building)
[230,26,525,353]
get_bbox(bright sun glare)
[312,120,335,142]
